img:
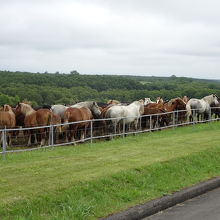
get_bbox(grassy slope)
[0,122,220,219]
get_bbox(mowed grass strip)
[0,122,220,219]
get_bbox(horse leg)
[80,127,85,142]
[80,123,89,142]
[28,131,32,146]
[8,132,12,146]
[70,125,77,145]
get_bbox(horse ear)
[93,101,96,105]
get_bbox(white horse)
[186,94,219,121]
[51,104,68,122]
[105,100,144,133]
[144,98,155,105]
[71,101,101,118]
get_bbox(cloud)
[0,0,220,79]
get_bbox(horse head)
[91,102,102,118]
[144,98,153,105]
[167,98,179,111]
[15,102,34,116]
[213,94,219,106]
[3,104,12,112]
[176,98,186,110]
[15,103,22,115]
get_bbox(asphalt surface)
[143,187,220,220]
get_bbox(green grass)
[0,122,220,219]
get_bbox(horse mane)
[19,103,35,115]
[3,104,13,112]
[202,94,218,105]
[107,100,121,105]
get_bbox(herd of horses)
[0,94,219,148]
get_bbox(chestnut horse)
[0,105,16,146]
[15,103,53,146]
[62,107,93,144]
[142,107,169,129]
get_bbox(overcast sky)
[1,0,220,79]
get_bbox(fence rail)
[1,107,220,156]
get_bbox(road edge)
[101,176,220,220]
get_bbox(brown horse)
[0,105,16,146]
[169,98,187,123]
[62,107,92,144]
[15,103,53,146]
[142,107,169,129]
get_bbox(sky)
[1,0,220,79]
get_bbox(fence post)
[139,116,142,131]
[192,109,195,124]
[51,125,54,147]
[173,111,175,128]
[90,120,93,144]
[209,108,212,122]
[123,118,125,138]
[176,111,179,125]
[2,128,7,159]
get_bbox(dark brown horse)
[62,107,92,144]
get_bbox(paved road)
[143,187,220,220]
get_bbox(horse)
[51,104,68,122]
[62,107,92,144]
[186,94,219,121]
[71,101,101,118]
[142,107,169,129]
[144,98,155,105]
[0,105,16,146]
[210,97,220,119]
[168,98,187,123]
[15,103,53,146]
[105,100,144,134]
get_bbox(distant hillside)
[122,75,220,83]
[0,70,219,106]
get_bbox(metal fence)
[1,107,220,157]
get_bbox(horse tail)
[105,108,112,119]
[62,111,70,132]
[48,112,52,125]
[186,102,192,118]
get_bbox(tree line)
[0,70,220,106]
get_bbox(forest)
[0,70,220,106]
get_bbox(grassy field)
[0,122,220,219]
